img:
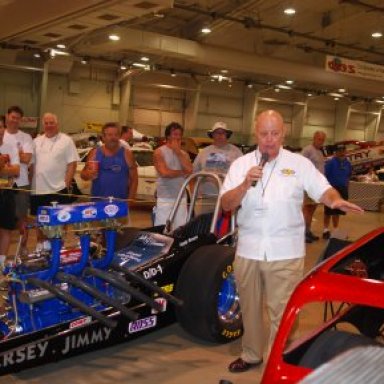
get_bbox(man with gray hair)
[301,130,327,243]
[31,113,79,248]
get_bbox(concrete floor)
[2,207,383,384]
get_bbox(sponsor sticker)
[104,204,119,217]
[37,214,50,223]
[151,298,167,314]
[128,315,157,334]
[161,284,174,294]
[82,207,97,219]
[57,210,71,222]
[69,316,92,329]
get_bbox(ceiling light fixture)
[141,56,149,62]
[284,7,296,15]
[211,74,230,82]
[371,32,382,38]
[170,69,176,77]
[81,57,88,65]
[109,34,120,41]
[277,84,292,90]
[56,44,66,49]
[48,48,69,57]
[329,92,343,98]
[132,62,151,71]
[33,53,41,58]
[201,25,212,34]
[286,80,294,85]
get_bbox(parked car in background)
[133,147,156,201]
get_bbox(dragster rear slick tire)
[175,244,242,343]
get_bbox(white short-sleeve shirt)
[4,130,33,186]
[221,148,331,261]
[33,133,80,194]
[0,136,20,185]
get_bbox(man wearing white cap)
[193,121,242,214]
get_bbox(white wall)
[0,64,383,148]
[45,75,119,134]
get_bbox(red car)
[262,228,384,383]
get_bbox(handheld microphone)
[251,152,269,187]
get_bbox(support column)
[119,78,131,125]
[374,108,383,140]
[38,60,49,125]
[242,89,259,145]
[291,103,306,148]
[184,83,201,134]
[334,100,350,142]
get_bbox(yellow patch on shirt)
[280,168,296,176]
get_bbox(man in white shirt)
[119,125,133,149]
[221,110,363,373]
[0,115,20,255]
[31,113,79,246]
[4,105,33,249]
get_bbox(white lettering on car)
[61,327,112,354]
[142,264,163,280]
[0,341,48,367]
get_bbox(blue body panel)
[37,200,128,226]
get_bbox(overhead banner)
[325,55,384,82]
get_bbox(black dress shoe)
[305,235,313,244]
[228,357,263,373]
[322,230,331,239]
[306,230,319,241]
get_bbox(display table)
[348,181,384,211]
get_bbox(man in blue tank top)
[81,122,138,201]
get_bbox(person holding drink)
[0,115,20,256]
[81,122,138,201]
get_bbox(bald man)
[31,113,79,246]
[302,130,327,243]
[221,110,363,373]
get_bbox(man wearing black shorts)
[0,115,20,255]
[323,145,353,238]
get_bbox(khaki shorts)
[303,192,318,206]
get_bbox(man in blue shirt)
[323,144,352,238]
